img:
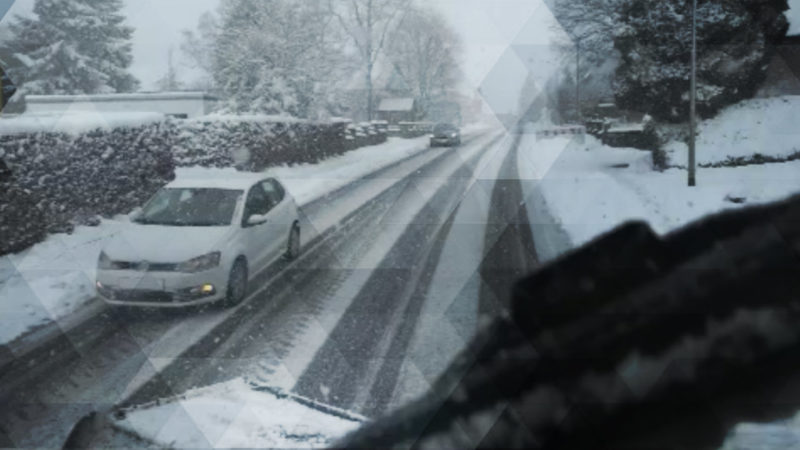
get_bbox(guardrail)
[534,125,586,143]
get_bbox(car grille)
[107,289,174,303]
[111,261,178,272]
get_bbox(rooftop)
[26,91,218,103]
[378,98,414,112]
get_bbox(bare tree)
[549,0,623,118]
[155,48,183,92]
[386,6,462,119]
[329,0,409,120]
[181,11,218,77]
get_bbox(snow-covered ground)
[115,378,362,448]
[0,133,444,349]
[520,133,800,249]
[663,96,800,166]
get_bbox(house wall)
[25,93,218,118]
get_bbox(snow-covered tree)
[7,0,139,95]
[550,0,624,68]
[329,0,409,120]
[386,6,462,118]
[185,0,346,116]
[614,0,789,122]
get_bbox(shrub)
[0,115,387,255]
[0,122,175,249]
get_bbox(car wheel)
[225,258,248,307]
[285,224,301,260]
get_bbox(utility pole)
[575,38,581,123]
[688,0,697,186]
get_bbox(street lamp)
[688,0,697,186]
[576,37,581,123]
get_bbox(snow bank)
[115,378,362,449]
[663,96,800,166]
[270,135,431,205]
[522,133,800,248]
[0,220,124,345]
[0,111,165,135]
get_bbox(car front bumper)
[430,136,459,146]
[96,267,229,308]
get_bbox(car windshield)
[3,0,800,448]
[135,188,242,226]
[433,123,457,133]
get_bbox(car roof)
[166,171,275,191]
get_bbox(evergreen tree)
[614,0,788,122]
[8,0,139,95]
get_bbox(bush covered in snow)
[0,114,387,255]
[174,116,362,170]
[0,122,175,253]
[0,160,46,255]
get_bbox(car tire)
[225,258,248,307]
[285,224,301,260]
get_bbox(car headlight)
[177,252,221,273]
[451,132,458,138]
[98,251,115,270]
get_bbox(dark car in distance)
[430,123,461,147]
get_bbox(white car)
[96,174,301,308]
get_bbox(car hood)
[103,223,233,263]
[63,379,364,448]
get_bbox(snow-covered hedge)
[0,114,389,255]
[174,116,359,170]
[0,123,175,253]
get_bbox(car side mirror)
[246,214,268,226]
[127,207,143,222]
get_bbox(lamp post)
[576,37,582,124]
[688,0,697,186]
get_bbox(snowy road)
[0,128,558,447]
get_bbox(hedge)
[0,116,388,255]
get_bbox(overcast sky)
[2,0,800,114]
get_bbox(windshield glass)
[136,188,242,226]
[2,0,800,448]
[433,123,457,133]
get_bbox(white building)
[24,91,218,119]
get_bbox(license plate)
[116,275,164,290]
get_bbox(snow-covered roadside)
[517,133,574,262]
[0,222,124,346]
[0,131,478,349]
[521,133,800,249]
